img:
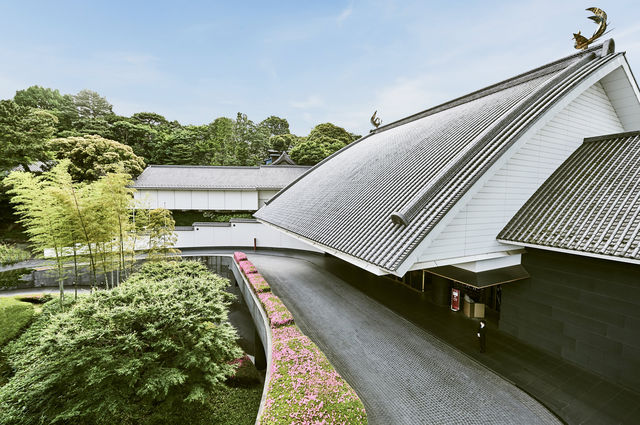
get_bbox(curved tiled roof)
[498,131,640,262]
[132,164,310,190]
[256,43,622,272]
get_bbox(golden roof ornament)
[370,110,382,129]
[573,7,608,50]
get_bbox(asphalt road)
[248,252,560,425]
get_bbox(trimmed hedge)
[234,253,368,425]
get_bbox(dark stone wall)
[500,248,640,391]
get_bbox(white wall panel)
[208,191,225,209]
[241,191,258,210]
[224,191,243,210]
[417,80,625,264]
[157,190,175,210]
[192,191,208,209]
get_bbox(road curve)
[248,252,560,425]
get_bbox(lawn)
[0,296,37,386]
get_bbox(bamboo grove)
[4,161,178,305]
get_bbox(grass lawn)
[0,297,35,346]
[0,296,38,386]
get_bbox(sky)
[1,1,639,136]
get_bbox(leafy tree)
[269,133,301,152]
[49,135,145,181]
[307,122,353,144]
[0,100,57,172]
[13,86,78,134]
[290,135,347,165]
[0,262,243,425]
[234,113,269,165]
[4,164,73,305]
[73,89,113,119]
[146,208,180,261]
[131,111,169,127]
[259,115,290,137]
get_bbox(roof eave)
[496,239,640,266]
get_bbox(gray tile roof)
[498,131,640,262]
[132,165,310,190]
[256,43,623,272]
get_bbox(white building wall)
[135,189,259,211]
[418,81,625,263]
[258,190,279,207]
[175,221,322,253]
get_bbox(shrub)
[247,273,270,293]
[0,262,242,425]
[257,292,294,328]
[0,268,32,289]
[233,251,247,262]
[261,325,367,425]
[239,260,258,275]
[0,244,30,266]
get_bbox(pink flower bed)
[259,331,367,425]
[248,273,270,293]
[239,260,258,274]
[233,255,368,424]
[258,292,294,328]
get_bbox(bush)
[257,292,294,328]
[0,268,32,289]
[0,261,243,425]
[0,244,30,266]
[261,325,367,424]
[247,273,270,293]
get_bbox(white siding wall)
[418,81,625,263]
[258,190,279,207]
[135,189,259,211]
[175,221,322,252]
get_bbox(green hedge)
[0,268,32,289]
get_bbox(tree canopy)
[0,100,57,173]
[4,84,360,171]
[0,261,242,425]
[49,135,145,181]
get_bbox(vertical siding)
[419,81,625,262]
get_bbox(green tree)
[146,208,180,261]
[73,89,113,119]
[259,115,290,137]
[5,164,73,305]
[307,122,353,144]
[49,135,145,182]
[13,85,78,134]
[269,133,302,152]
[234,113,269,165]
[0,100,57,172]
[289,123,355,165]
[0,262,242,425]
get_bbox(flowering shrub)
[233,251,247,262]
[247,274,270,293]
[258,293,294,328]
[239,260,258,275]
[233,252,368,424]
[260,328,367,425]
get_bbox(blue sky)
[1,1,639,135]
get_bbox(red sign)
[451,288,460,311]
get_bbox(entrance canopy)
[427,264,529,288]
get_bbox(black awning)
[426,264,529,288]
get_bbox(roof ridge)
[584,131,640,143]
[372,42,607,134]
[146,164,261,169]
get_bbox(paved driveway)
[248,252,560,425]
